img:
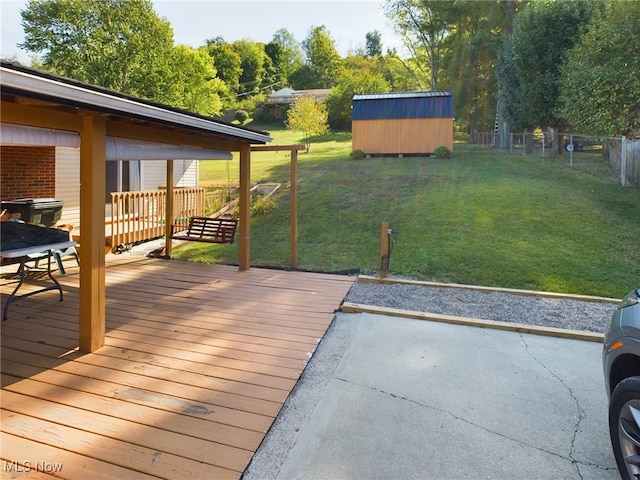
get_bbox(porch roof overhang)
[0,60,272,147]
[0,60,271,353]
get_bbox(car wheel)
[609,376,640,480]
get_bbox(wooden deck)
[0,255,354,479]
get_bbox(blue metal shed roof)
[352,91,453,120]
[353,91,451,101]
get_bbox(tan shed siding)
[55,147,80,227]
[352,118,453,155]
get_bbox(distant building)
[264,87,331,119]
[352,92,454,156]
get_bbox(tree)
[285,96,329,152]
[264,40,285,86]
[440,1,505,133]
[385,0,457,91]
[382,1,526,134]
[271,28,304,86]
[288,64,316,90]
[20,0,174,99]
[233,40,269,95]
[326,58,391,130]
[299,25,341,89]
[494,0,521,148]
[205,36,226,47]
[381,53,423,91]
[560,1,640,137]
[163,46,227,116]
[365,30,383,57]
[206,42,242,106]
[500,0,597,154]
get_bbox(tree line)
[16,0,640,140]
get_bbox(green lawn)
[176,124,639,299]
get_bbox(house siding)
[56,147,81,227]
[0,146,56,200]
[1,145,199,230]
[178,160,198,187]
[142,159,198,190]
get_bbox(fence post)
[380,222,389,278]
[569,134,573,167]
[621,136,627,187]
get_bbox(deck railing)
[109,188,205,248]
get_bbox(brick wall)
[1,146,56,200]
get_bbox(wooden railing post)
[165,160,174,257]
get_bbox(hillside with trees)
[17,0,640,139]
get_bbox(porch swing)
[170,216,238,244]
[170,159,238,245]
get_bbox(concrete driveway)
[243,312,619,480]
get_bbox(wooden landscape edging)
[340,301,605,343]
[341,275,619,343]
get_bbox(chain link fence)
[469,130,639,187]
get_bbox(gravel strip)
[125,238,618,334]
[345,280,619,334]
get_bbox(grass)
[175,123,639,299]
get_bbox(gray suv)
[603,288,640,479]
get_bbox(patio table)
[1,241,77,320]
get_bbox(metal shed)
[352,91,453,156]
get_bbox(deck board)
[1,257,354,479]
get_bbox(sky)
[1,0,405,64]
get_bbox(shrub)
[433,146,452,158]
[233,109,249,124]
[350,149,366,160]
[239,93,267,110]
[204,187,237,216]
[251,194,276,217]
[253,107,276,124]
